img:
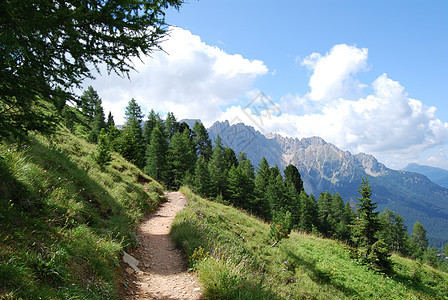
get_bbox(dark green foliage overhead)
[0,0,182,137]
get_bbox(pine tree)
[143,109,161,145]
[284,164,304,194]
[378,209,408,254]
[411,222,429,258]
[116,99,145,168]
[78,86,99,122]
[253,157,272,220]
[223,147,238,171]
[192,121,212,161]
[106,112,115,128]
[208,136,227,197]
[193,156,213,197]
[165,112,179,141]
[352,177,380,248]
[299,192,318,233]
[167,129,196,189]
[237,152,255,181]
[318,191,333,235]
[227,165,255,210]
[144,124,168,183]
[90,101,106,143]
[93,128,111,168]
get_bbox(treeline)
[74,88,448,272]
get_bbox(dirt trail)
[122,191,202,299]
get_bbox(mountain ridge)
[207,120,448,247]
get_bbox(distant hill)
[404,163,448,188]
[208,121,448,247]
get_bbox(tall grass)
[171,187,448,299]
[0,127,165,298]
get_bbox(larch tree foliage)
[0,0,183,137]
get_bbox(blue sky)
[82,0,448,170]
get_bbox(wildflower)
[282,268,286,271]
[284,261,288,264]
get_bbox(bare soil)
[121,191,202,299]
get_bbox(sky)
[81,0,448,170]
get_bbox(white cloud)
[221,45,448,169]
[302,44,368,102]
[82,27,268,125]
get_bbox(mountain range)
[403,163,448,189]
[206,120,448,247]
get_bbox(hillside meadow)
[0,127,165,299]
[172,187,448,299]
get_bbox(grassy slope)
[172,187,448,300]
[0,127,165,299]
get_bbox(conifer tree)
[318,191,333,235]
[90,101,106,143]
[78,86,100,122]
[227,165,254,210]
[208,136,227,197]
[165,112,179,141]
[143,109,161,145]
[237,152,255,181]
[378,209,408,254]
[411,222,429,258]
[223,147,239,171]
[106,112,115,128]
[253,157,272,220]
[266,168,287,214]
[284,164,304,194]
[299,192,318,233]
[144,123,168,183]
[192,121,212,161]
[193,156,213,197]
[352,177,380,248]
[167,128,196,188]
[116,99,145,168]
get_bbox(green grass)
[171,187,448,299]
[0,127,165,299]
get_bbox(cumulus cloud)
[82,27,268,124]
[222,45,448,169]
[302,44,368,102]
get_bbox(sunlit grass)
[171,187,448,299]
[0,127,165,298]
